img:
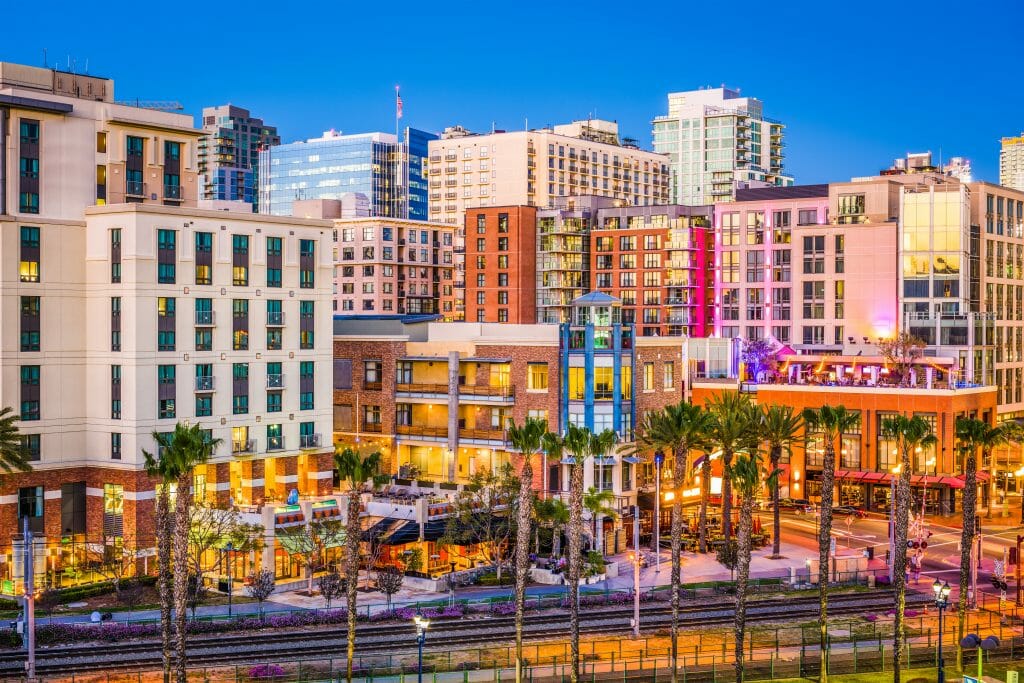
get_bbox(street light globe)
[933,579,943,596]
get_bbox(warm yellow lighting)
[663,491,675,502]
[892,464,902,475]
[794,482,801,491]
[926,458,936,467]
[793,471,801,481]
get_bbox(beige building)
[0,62,337,583]
[426,120,670,319]
[1000,134,1024,192]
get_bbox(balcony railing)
[266,374,285,389]
[460,385,515,398]
[300,433,322,449]
[232,439,256,455]
[125,180,145,197]
[165,185,183,201]
[396,382,448,394]
[194,376,215,392]
[266,311,285,326]
[195,310,215,326]
[363,380,382,391]
[362,422,383,433]
[266,436,285,452]
[396,424,448,438]
[459,428,507,442]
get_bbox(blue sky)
[6,0,1022,184]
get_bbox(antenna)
[42,48,47,68]
[84,58,89,74]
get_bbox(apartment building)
[1000,134,1024,192]
[198,104,279,211]
[652,87,791,205]
[427,121,670,319]
[333,293,684,553]
[330,216,455,316]
[464,206,538,324]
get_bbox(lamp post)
[632,505,641,638]
[922,457,936,520]
[932,579,951,683]
[448,562,457,608]
[223,541,234,618]
[653,450,664,573]
[413,611,430,683]
[22,517,36,682]
[960,634,999,682]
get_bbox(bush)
[48,576,158,605]
[369,604,464,622]
[249,664,286,680]
[0,629,21,648]
[0,597,20,612]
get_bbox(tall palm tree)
[880,415,936,683]
[143,434,175,683]
[583,486,617,555]
[0,406,32,483]
[335,446,387,683]
[507,417,549,683]
[635,401,710,682]
[729,451,777,683]
[706,391,757,541]
[143,423,220,683]
[802,405,860,683]
[758,404,803,558]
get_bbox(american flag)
[396,85,403,120]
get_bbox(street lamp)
[922,457,936,519]
[653,450,664,573]
[223,541,234,618]
[413,611,430,683]
[932,579,951,683]
[960,634,999,682]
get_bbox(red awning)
[940,477,965,489]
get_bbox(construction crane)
[115,99,184,112]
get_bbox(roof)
[572,291,621,306]
[333,314,440,323]
[734,184,830,201]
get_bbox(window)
[20,296,40,351]
[18,486,43,526]
[267,424,284,451]
[802,325,825,345]
[528,363,549,391]
[110,229,122,283]
[746,251,765,282]
[157,297,176,351]
[158,365,175,419]
[299,300,314,349]
[111,365,122,419]
[299,239,315,288]
[838,194,865,218]
[20,365,40,421]
[266,236,282,287]
[363,361,383,389]
[21,435,41,462]
[835,280,845,318]
[20,226,40,283]
[802,236,825,274]
[643,362,655,391]
[798,208,818,225]
[664,361,675,389]
[772,288,791,320]
[835,235,845,273]
[157,230,176,284]
[772,210,791,243]
[233,299,249,350]
[111,433,122,460]
[802,281,825,319]
[195,232,213,285]
[267,391,282,413]
[232,235,249,286]
[772,249,791,283]
[195,394,212,417]
[300,361,314,410]
[233,363,249,415]
[111,296,121,351]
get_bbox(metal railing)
[231,439,256,454]
[125,180,145,196]
[194,310,215,326]
[396,425,448,438]
[396,382,448,394]
[266,311,285,326]
[194,376,215,392]
[299,433,321,449]
[266,374,285,389]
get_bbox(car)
[771,498,813,514]
[833,505,867,518]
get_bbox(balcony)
[194,376,215,392]
[266,311,285,326]
[362,422,383,433]
[396,382,449,396]
[232,439,256,455]
[164,185,184,201]
[363,380,382,391]
[300,433,322,449]
[459,384,515,403]
[266,374,285,389]
[267,435,285,452]
[126,180,146,197]
[396,424,448,439]
[459,428,508,444]
[195,310,215,326]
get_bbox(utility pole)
[22,517,36,682]
[971,517,981,609]
[632,505,640,639]
[653,451,663,574]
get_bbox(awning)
[621,456,641,464]
[594,456,616,466]
[274,505,305,528]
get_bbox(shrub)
[0,629,21,648]
[249,664,286,679]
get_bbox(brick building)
[464,206,537,324]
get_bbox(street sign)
[830,537,837,555]
[1006,669,1018,683]
[963,676,979,683]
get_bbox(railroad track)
[0,591,923,676]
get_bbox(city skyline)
[4,0,1021,188]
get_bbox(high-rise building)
[427,120,670,319]
[464,206,538,324]
[1000,133,1024,191]
[0,61,336,585]
[652,87,791,205]
[198,104,279,211]
[258,127,437,220]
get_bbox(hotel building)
[652,87,791,205]
[197,104,279,211]
[1000,133,1024,192]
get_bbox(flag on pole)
[395,85,403,120]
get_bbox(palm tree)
[534,497,569,557]
[758,405,803,558]
[706,392,757,541]
[143,423,221,683]
[802,405,860,683]
[0,406,32,483]
[583,486,617,555]
[880,415,936,683]
[334,446,387,683]
[953,418,1015,670]
[635,401,710,681]
[507,417,549,683]
[729,451,776,683]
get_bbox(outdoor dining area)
[764,354,963,390]
[674,512,772,554]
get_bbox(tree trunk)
[553,523,562,557]
[699,457,711,554]
[722,448,734,541]
[734,495,754,683]
[770,445,782,558]
[957,447,978,672]
[514,458,534,683]
[818,440,837,683]
[670,446,686,683]
[156,485,173,683]
[568,461,585,683]
[346,491,361,682]
[892,448,913,683]
[173,474,192,683]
